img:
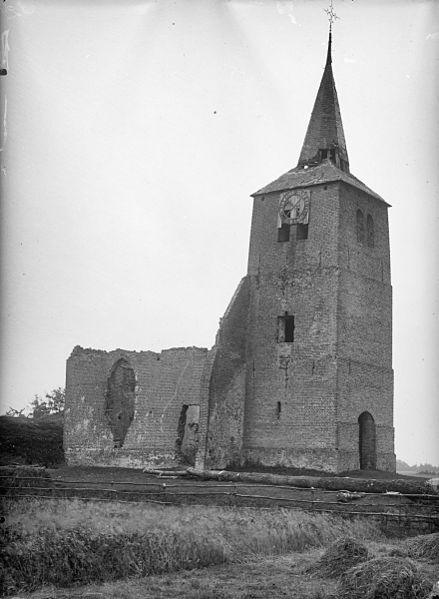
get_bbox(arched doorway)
[358,411,376,470]
[105,358,136,448]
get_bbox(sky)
[0,0,438,465]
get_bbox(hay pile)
[338,556,434,599]
[402,533,439,563]
[309,537,369,578]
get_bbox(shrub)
[0,415,64,466]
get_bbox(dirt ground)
[48,464,430,483]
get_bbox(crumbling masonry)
[64,33,395,473]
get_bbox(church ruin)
[64,30,395,473]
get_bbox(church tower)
[203,29,395,473]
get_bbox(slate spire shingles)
[297,30,349,172]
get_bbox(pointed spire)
[297,28,349,172]
[326,29,332,66]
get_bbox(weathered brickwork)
[64,346,210,468]
[203,277,250,468]
[64,33,395,473]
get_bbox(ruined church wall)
[64,345,208,468]
[204,277,250,469]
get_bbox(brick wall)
[204,277,250,469]
[64,345,209,468]
[241,185,341,469]
[335,183,395,472]
[205,179,394,473]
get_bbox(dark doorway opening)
[358,411,376,470]
[176,404,200,465]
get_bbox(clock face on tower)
[279,190,310,224]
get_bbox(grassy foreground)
[1,498,382,596]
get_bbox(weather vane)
[324,0,340,32]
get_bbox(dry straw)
[338,556,434,599]
[1,498,381,595]
[309,536,369,578]
[402,533,439,563]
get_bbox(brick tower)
[203,31,395,473]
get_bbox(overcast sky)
[1,0,438,465]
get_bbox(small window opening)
[276,401,282,419]
[296,223,308,240]
[278,223,290,242]
[356,209,365,244]
[278,313,295,343]
[340,158,348,172]
[320,149,328,160]
[367,214,375,248]
[329,148,336,162]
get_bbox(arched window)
[358,411,376,470]
[367,214,375,247]
[356,209,365,243]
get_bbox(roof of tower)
[297,31,349,169]
[253,27,388,204]
[252,159,387,204]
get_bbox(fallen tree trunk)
[186,467,436,495]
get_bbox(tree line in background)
[396,459,439,475]
[5,387,65,419]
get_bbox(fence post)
[398,493,402,528]
[162,482,167,503]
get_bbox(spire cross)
[324,0,339,32]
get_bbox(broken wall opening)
[176,404,200,465]
[105,358,136,448]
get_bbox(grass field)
[2,497,438,598]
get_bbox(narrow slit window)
[276,401,282,419]
[278,223,290,242]
[278,314,295,343]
